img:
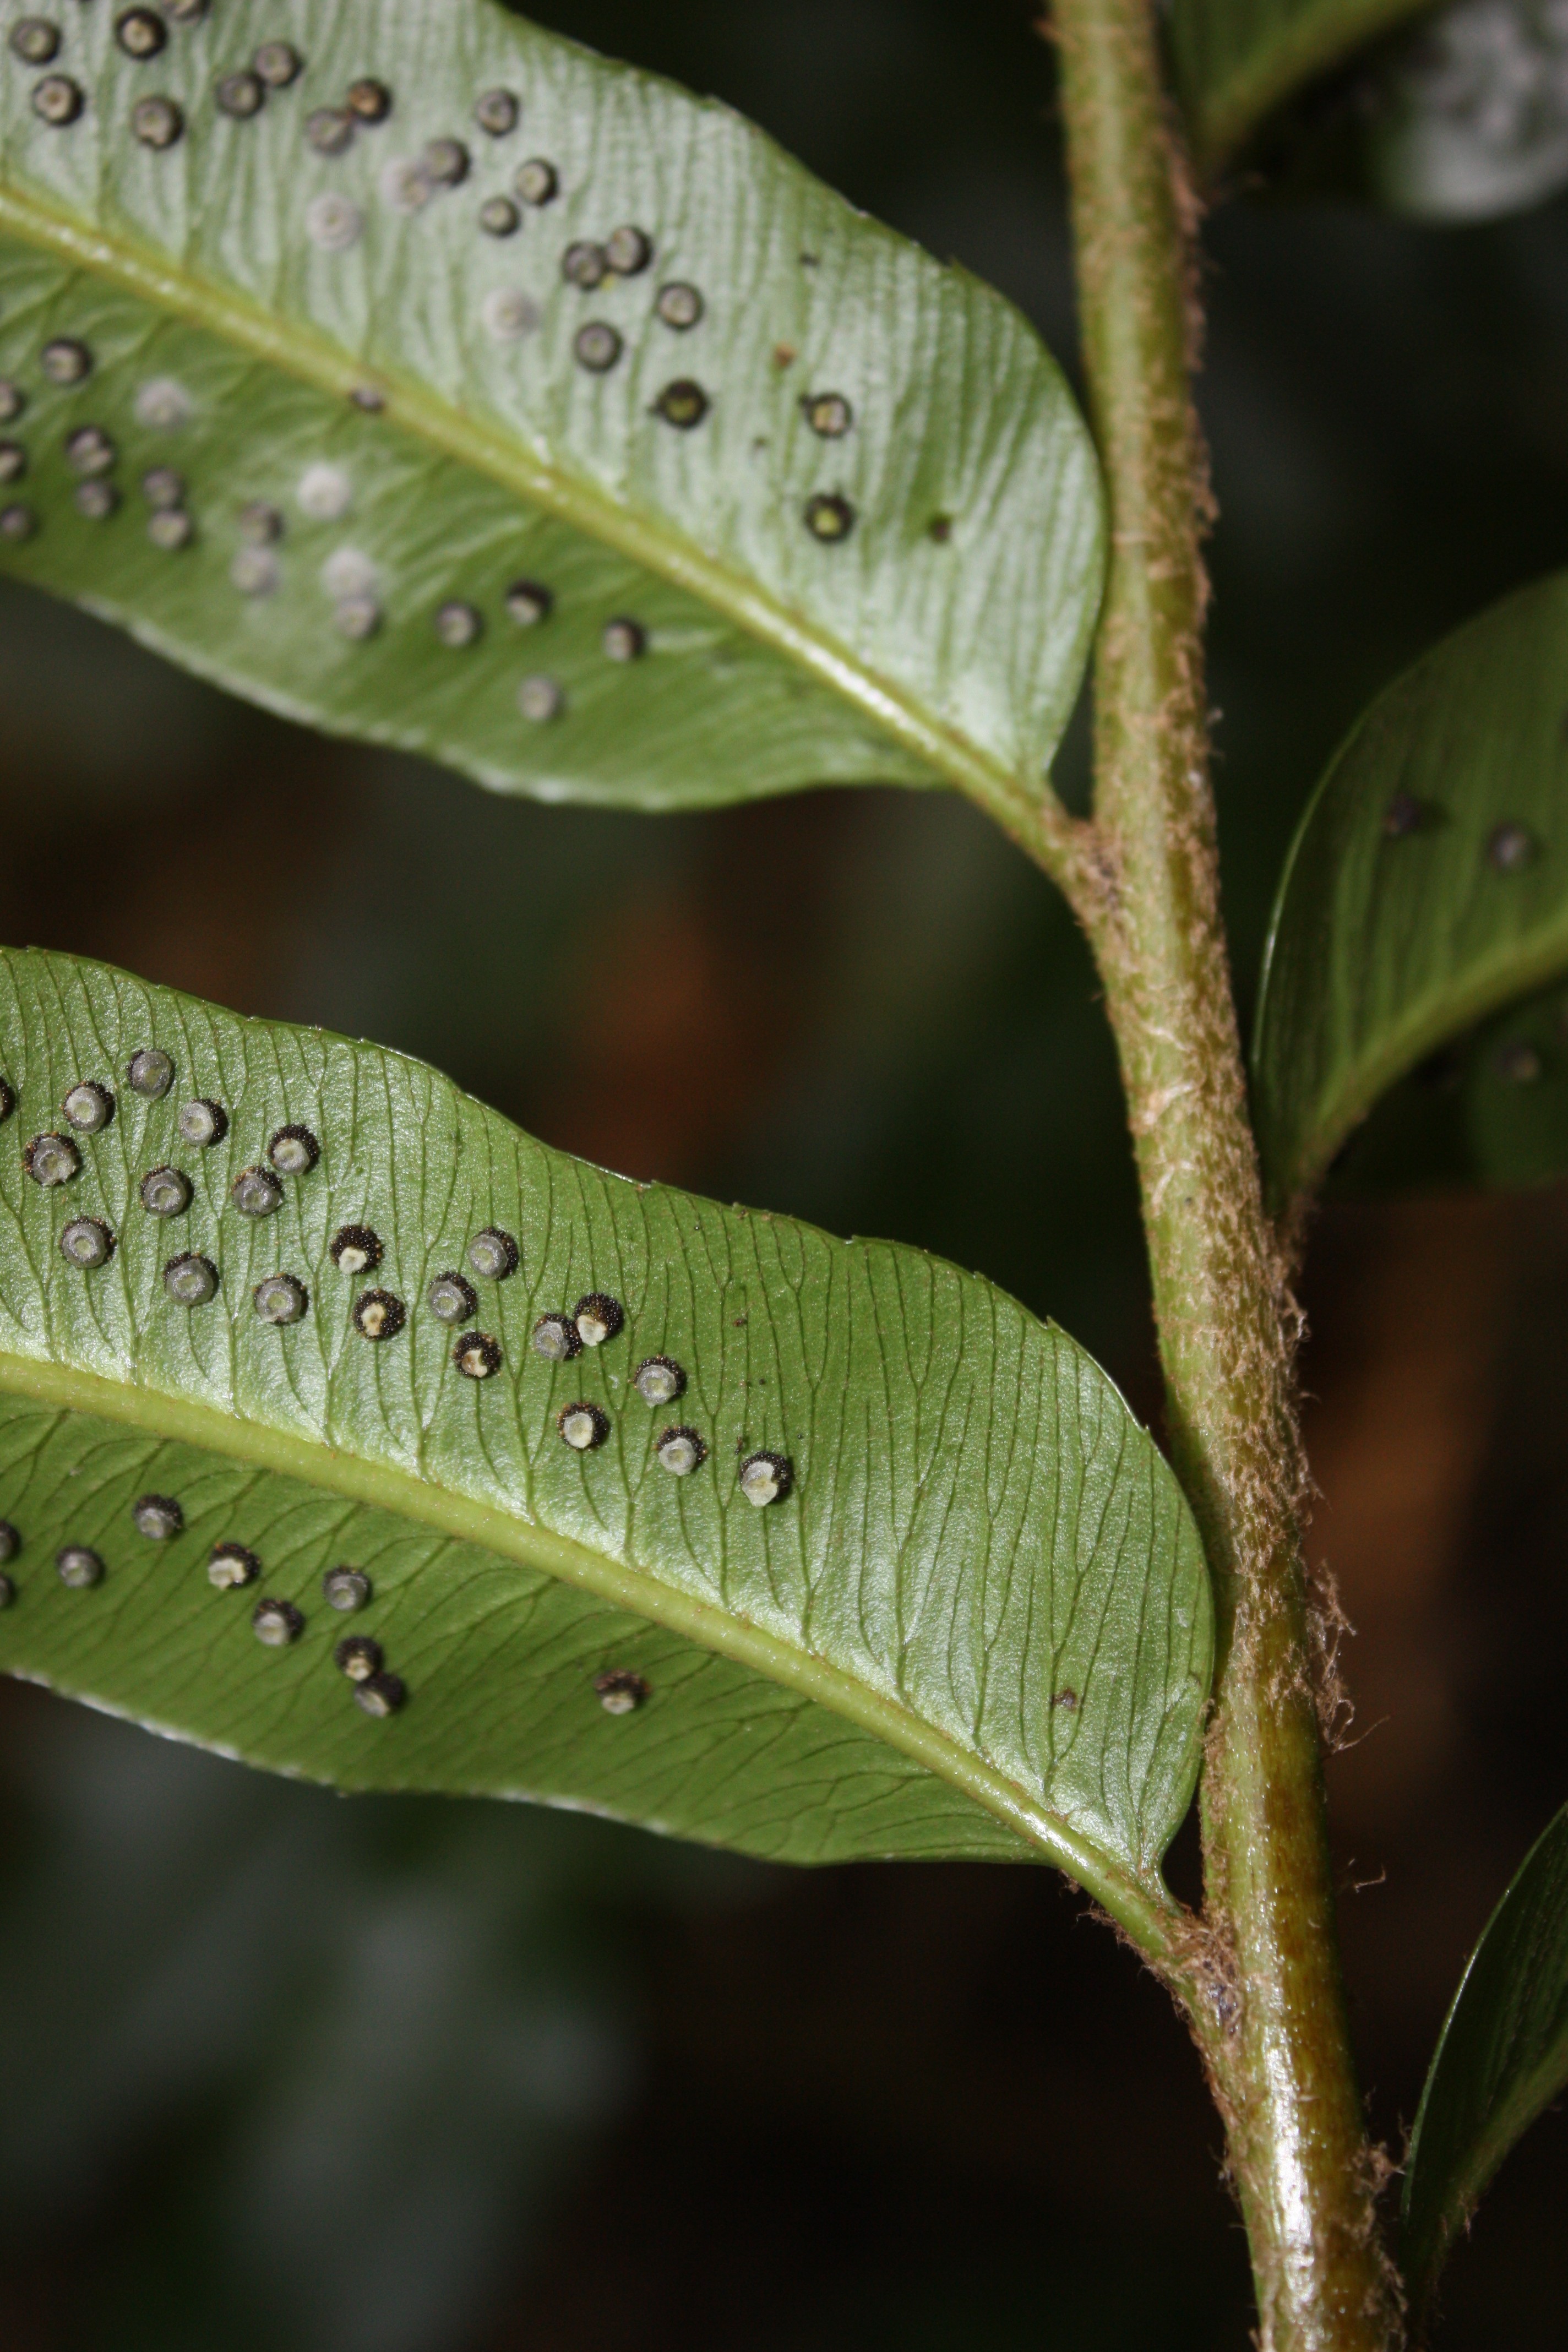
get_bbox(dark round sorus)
[41,338,91,385]
[804,493,854,543]
[164,1251,219,1305]
[132,1493,183,1540]
[346,78,393,123]
[474,88,519,137]
[562,241,608,290]
[515,157,557,205]
[655,379,708,429]
[558,1400,611,1451]
[633,1355,685,1406]
[352,1288,406,1341]
[738,1449,793,1506]
[0,443,26,485]
[132,96,184,150]
[467,1226,519,1280]
[268,1123,319,1175]
[574,1292,624,1347]
[330,1224,383,1275]
[0,1522,18,1564]
[0,1574,14,1609]
[335,1632,383,1680]
[0,383,24,424]
[115,9,167,60]
[32,75,85,127]
[595,1668,649,1714]
[434,599,483,646]
[453,1330,503,1379]
[253,41,302,88]
[656,1425,706,1476]
[252,1596,304,1647]
[9,20,61,66]
[574,322,622,374]
[0,1077,14,1123]
[0,504,37,542]
[478,196,520,237]
[602,617,646,662]
[803,392,852,437]
[655,282,703,330]
[56,1546,103,1589]
[605,224,652,275]
[504,579,553,627]
[208,1540,260,1590]
[355,1670,406,1717]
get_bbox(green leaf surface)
[1402,1802,1568,2315]
[1168,0,1435,172]
[0,0,1102,816]
[1251,572,1568,1213]
[0,947,1212,1920]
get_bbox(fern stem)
[1042,2,1402,2342]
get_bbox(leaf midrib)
[1257,888,1568,1205]
[0,175,1048,834]
[0,1338,1183,1946]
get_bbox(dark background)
[3,2,1567,2344]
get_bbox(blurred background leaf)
[3,2,1568,2346]
[1253,571,1568,1209]
[1402,1799,1568,2323]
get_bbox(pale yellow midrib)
[0,1340,1178,1951]
[0,178,1047,840]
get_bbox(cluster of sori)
[527,1295,793,1506]
[0,341,197,547]
[6,10,864,553]
[0,1499,407,1719]
[1378,800,1556,1087]
[15,3,203,150]
[0,1041,796,1496]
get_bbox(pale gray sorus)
[127,1046,175,1098]
[253,1272,309,1325]
[176,1096,227,1146]
[323,1566,371,1611]
[163,1251,219,1305]
[132,1494,183,1540]
[140,1164,192,1217]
